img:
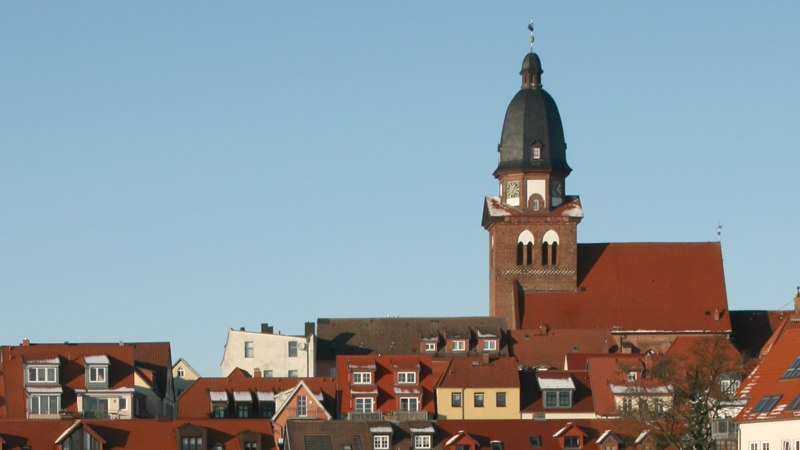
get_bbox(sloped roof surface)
[736,327,800,422]
[438,357,520,389]
[521,243,731,333]
[178,375,336,419]
[729,310,791,358]
[316,317,507,360]
[511,329,615,369]
[286,420,446,450]
[520,369,594,414]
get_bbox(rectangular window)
[27,366,57,383]
[545,391,557,408]
[397,372,416,384]
[474,392,484,407]
[181,437,203,450]
[288,370,299,378]
[414,435,431,449]
[452,340,466,352]
[89,367,106,383]
[482,340,497,352]
[564,436,580,449]
[532,147,541,159]
[288,341,298,357]
[244,341,254,358]
[237,403,250,418]
[627,371,637,382]
[355,397,373,412]
[622,397,633,412]
[353,372,372,384]
[558,391,571,407]
[373,435,390,450]
[400,397,418,412]
[264,370,273,378]
[119,397,127,411]
[424,342,437,352]
[491,442,503,450]
[529,436,542,448]
[782,441,790,450]
[451,392,462,407]
[763,443,770,450]
[786,393,800,411]
[245,443,257,450]
[259,401,275,418]
[496,392,506,407]
[781,356,800,379]
[296,395,307,417]
[753,395,782,412]
[27,394,60,415]
[212,404,227,418]
[750,443,759,450]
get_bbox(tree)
[620,336,750,450]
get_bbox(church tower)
[482,32,584,329]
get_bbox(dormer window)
[564,436,581,449]
[531,143,542,160]
[398,372,416,384]
[414,435,431,449]
[27,366,58,383]
[627,371,637,382]
[84,355,110,390]
[482,339,497,352]
[451,340,466,352]
[353,372,372,384]
[90,367,107,383]
[424,342,437,352]
[373,435,390,450]
[537,374,576,409]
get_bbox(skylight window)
[781,356,800,379]
[786,394,800,411]
[752,395,781,413]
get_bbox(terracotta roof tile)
[511,329,615,369]
[438,357,519,389]
[519,369,594,414]
[521,243,731,333]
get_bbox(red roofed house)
[436,357,520,420]
[482,45,732,356]
[336,354,434,421]
[735,327,800,448]
[0,340,174,420]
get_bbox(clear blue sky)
[1,3,798,376]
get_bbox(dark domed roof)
[494,52,571,177]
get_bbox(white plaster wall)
[526,179,546,203]
[221,329,315,378]
[739,420,800,449]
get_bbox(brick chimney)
[22,338,30,347]
[253,368,262,378]
[794,287,800,315]
[261,323,274,334]
[305,321,315,337]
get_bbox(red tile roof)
[336,354,435,416]
[736,327,800,422]
[178,374,336,419]
[665,335,742,365]
[0,419,275,450]
[511,329,615,369]
[521,243,731,333]
[585,356,647,416]
[438,357,519,389]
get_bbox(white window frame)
[177,367,185,378]
[762,442,770,450]
[373,435,390,450]
[424,342,436,352]
[353,372,372,384]
[288,370,299,378]
[482,339,497,352]
[296,395,307,417]
[244,341,254,358]
[27,366,58,383]
[451,340,466,352]
[414,435,431,449]
[627,371,637,382]
[532,146,541,159]
[750,443,758,450]
[90,366,107,383]
[400,397,419,412]
[355,397,373,412]
[397,371,416,384]
[27,394,60,415]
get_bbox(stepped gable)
[520,242,731,333]
[316,317,508,360]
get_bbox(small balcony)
[347,412,384,421]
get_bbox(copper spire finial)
[528,17,535,52]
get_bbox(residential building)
[221,323,316,378]
[0,340,174,420]
[736,326,800,449]
[173,357,201,398]
[519,369,596,420]
[436,357,520,420]
[336,354,435,421]
[285,420,442,450]
[316,317,508,376]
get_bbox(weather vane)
[528,17,535,52]
[717,222,723,242]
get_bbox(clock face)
[506,181,520,198]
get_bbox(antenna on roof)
[716,222,722,242]
[528,17,535,52]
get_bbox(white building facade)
[221,323,316,378]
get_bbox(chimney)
[253,368,262,378]
[22,338,30,347]
[305,321,315,337]
[794,287,800,316]
[482,352,490,365]
[240,327,245,331]
[261,323,274,334]
[713,308,721,321]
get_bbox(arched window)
[517,230,535,266]
[542,230,560,266]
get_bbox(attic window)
[90,367,107,383]
[781,356,800,379]
[491,441,503,450]
[177,368,185,378]
[181,437,204,450]
[414,435,431,449]
[451,340,466,352]
[564,436,581,449]
[424,342,437,352]
[627,372,637,382]
[531,143,542,160]
[529,436,542,448]
[373,435,390,450]
[483,339,497,352]
[752,395,782,413]
[786,394,800,411]
[353,372,372,384]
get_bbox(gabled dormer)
[536,373,575,408]
[420,335,439,353]
[24,356,60,386]
[56,421,106,450]
[409,425,435,450]
[634,431,658,450]
[475,329,499,354]
[595,430,622,450]
[83,355,110,390]
[444,330,470,354]
[369,425,393,450]
[552,423,585,449]
[444,430,480,450]
[236,430,264,450]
